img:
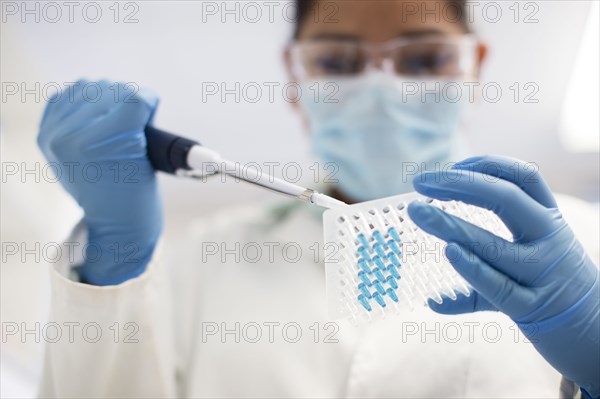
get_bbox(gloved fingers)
[408,201,543,281]
[39,80,84,133]
[38,80,86,151]
[66,82,158,134]
[40,80,159,136]
[412,169,556,242]
[40,79,103,130]
[428,291,497,314]
[452,155,558,209]
[445,242,531,316]
[38,81,160,162]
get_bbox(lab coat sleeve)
[38,221,177,398]
[559,378,583,399]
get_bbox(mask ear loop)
[458,39,478,81]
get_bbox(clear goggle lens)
[289,35,478,80]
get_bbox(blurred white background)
[1,1,599,396]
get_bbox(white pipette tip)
[310,192,349,209]
[186,146,349,209]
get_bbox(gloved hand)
[38,80,162,286]
[407,155,600,398]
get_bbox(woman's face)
[289,0,485,83]
[287,0,486,203]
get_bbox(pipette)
[145,126,348,209]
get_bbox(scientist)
[36,0,599,398]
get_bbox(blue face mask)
[300,73,466,202]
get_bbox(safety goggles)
[287,34,478,80]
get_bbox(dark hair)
[293,0,471,39]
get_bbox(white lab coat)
[38,194,599,398]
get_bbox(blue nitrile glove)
[37,80,162,285]
[407,155,600,398]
